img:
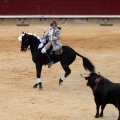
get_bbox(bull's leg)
[59,65,71,85]
[116,99,120,120]
[117,107,120,120]
[100,104,106,117]
[118,111,120,120]
[33,63,43,90]
[94,97,100,118]
[95,104,100,118]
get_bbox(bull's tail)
[76,52,95,73]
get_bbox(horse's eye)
[25,39,28,42]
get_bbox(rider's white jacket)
[43,27,62,51]
[48,27,60,41]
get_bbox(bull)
[81,72,120,120]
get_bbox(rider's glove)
[38,43,44,49]
[41,48,46,54]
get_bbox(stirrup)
[48,61,53,68]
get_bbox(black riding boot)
[44,53,53,68]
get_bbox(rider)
[41,21,62,68]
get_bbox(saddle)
[54,47,63,55]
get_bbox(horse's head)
[18,32,30,52]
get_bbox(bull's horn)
[80,74,87,78]
[98,72,100,75]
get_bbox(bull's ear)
[22,31,24,34]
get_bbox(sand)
[0,23,120,120]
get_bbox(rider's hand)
[38,43,44,49]
[41,48,46,54]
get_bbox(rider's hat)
[50,21,58,26]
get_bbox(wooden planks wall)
[0,0,120,15]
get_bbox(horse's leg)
[33,63,43,90]
[59,64,71,84]
[59,51,76,84]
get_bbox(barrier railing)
[0,15,120,18]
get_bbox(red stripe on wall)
[0,0,120,15]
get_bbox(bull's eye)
[85,76,90,80]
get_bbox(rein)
[93,75,104,94]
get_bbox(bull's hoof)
[33,83,38,88]
[59,79,63,85]
[95,114,99,118]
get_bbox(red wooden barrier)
[0,0,120,15]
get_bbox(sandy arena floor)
[0,23,120,120]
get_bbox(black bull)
[84,73,120,120]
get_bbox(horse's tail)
[76,52,95,73]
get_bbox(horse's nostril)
[21,48,23,51]
[21,47,27,52]
[23,48,27,52]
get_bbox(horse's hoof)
[38,82,43,90]
[33,83,38,88]
[39,85,43,90]
[99,113,103,117]
[39,87,43,90]
[95,114,99,118]
[59,79,63,85]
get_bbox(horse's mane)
[27,33,41,41]
[18,33,40,41]
[28,33,47,44]
[18,33,46,44]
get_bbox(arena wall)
[0,0,120,25]
[0,0,120,15]
[0,18,120,26]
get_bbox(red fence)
[0,0,120,15]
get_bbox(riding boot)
[44,53,53,68]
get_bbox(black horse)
[20,33,95,90]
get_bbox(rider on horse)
[39,21,62,68]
